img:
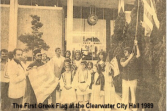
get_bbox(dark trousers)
[51,88,57,104]
[10,97,23,111]
[1,82,10,110]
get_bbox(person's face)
[14,50,23,61]
[66,52,70,58]
[42,54,47,60]
[56,49,61,56]
[99,54,103,60]
[65,67,71,72]
[64,62,70,66]
[87,63,93,70]
[81,63,86,70]
[124,50,129,57]
[75,53,81,60]
[1,51,8,60]
[35,53,42,60]
[22,52,27,61]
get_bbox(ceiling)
[61,0,135,9]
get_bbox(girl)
[60,64,76,105]
[97,51,106,72]
[87,62,95,102]
[65,50,71,59]
[91,64,105,111]
[73,61,91,111]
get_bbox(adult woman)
[97,51,106,72]
[65,50,71,59]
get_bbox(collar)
[13,59,21,64]
[13,59,24,70]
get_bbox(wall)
[0,5,63,58]
[65,18,106,51]
[0,6,9,49]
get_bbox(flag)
[151,0,160,29]
[142,0,154,36]
[28,60,59,103]
[110,57,120,77]
[118,0,124,13]
[142,0,159,36]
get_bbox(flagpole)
[132,0,140,53]
[135,0,140,40]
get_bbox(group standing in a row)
[0,40,140,111]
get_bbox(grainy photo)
[0,0,166,111]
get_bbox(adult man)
[120,40,140,111]
[7,49,28,111]
[51,47,65,104]
[26,49,46,110]
[28,49,44,68]
[0,49,10,110]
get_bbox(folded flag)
[28,60,59,103]
[110,57,120,77]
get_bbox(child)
[59,64,76,105]
[91,64,105,111]
[73,61,91,111]
[87,62,95,102]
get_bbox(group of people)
[0,40,140,111]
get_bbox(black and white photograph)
[0,0,166,111]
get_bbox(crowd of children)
[58,50,114,111]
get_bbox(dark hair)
[65,64,71,69]
[65,50,71,57]
[8,51,14,60]
[75,50,81,55]
[64,58,71,63]
[1,49,8,53]
[97,51,106,62]
[47,57,50,61]
[0,49,8,56]
[124,47,131,54]
[87,62,93,68]
[13,49,23,55]
[33,49,41,56]
[74,50,82,59]
[81,61,87,66]
[55,47,61,52]
[96,64,102,74]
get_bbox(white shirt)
[74,59,82,68]
[52,55,65,68]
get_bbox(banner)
[28,60,59,103]
[143,0,154,36]
[142,0,159,36]
[110,57,120,77]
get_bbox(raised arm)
[120,53,134,67]
[134,40,140,58]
